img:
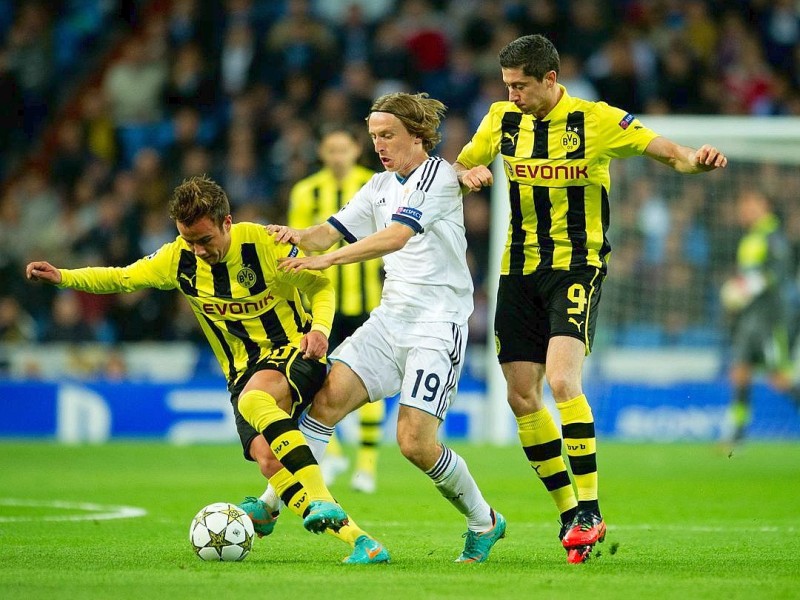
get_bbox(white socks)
[426,445,493,532]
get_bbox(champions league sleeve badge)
[407,189,425,208]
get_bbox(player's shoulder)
[483,101,520,122]
[232,221,274,246]
[417,155,458,188]
[420,154,456,180]
[488,100,518,114]
[578,97,629,122]
[400,157,459,210]
[233,221,295,262]
[562,92,603,113]
[151,235,187,259]
[232,221,263,235]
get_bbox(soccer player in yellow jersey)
[454,34,728,564]
[25,175,389,564]
[289,126,385,494]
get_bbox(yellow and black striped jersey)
[58,222,335,387]
[457,85,659,275]
[289,165,383,316]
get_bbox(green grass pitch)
[1,441,798,599]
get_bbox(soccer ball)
[189,502,255,561]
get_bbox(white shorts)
[329,307,467,420]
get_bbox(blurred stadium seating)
[1,0,799,441]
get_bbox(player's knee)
[396,431,434,470]
[310,377,360,425]
[547,374,580,401]
[309,388,343,425]
[238,390,268,423]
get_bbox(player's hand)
[300,330,328,360]
[691,145,728,171]
[277,254,332,273]
[458,165,493,192]
[25,261,62,284]
[266,224,302,245]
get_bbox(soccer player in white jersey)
[267,92,506,563]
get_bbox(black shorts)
[229,346,327,461]
[730,307,791,372]
[494,267,604,364]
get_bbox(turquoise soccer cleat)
[238,496,279,538]
[342,535,391,564]
[455,510,506,563]
[303,500,348,534]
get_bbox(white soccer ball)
[189,502,255,561]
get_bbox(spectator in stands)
[166,0,215,57]
[218,21,260,98]
[163,42,217,114]
[264,0,337,88]
[368,19,417,92]
[0,295,37,342]
[6,0,800,351]
[5,1,54,139]
[78,86,117,164]
[40,290,97,343]
[219,143,272,216]
[314,0,396,26]
[162,106,214,172]
[103,36,167,126]
[0,48,24,168]
[50,119,93,197]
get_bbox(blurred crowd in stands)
[1,0,800,357]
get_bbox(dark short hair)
[499,34,560,80]
[169,175,230,227]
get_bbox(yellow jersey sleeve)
[456,103,505,168]
[592,102,659,159]
[59,244,178,293]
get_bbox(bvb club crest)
[236,267,257,288]
[561,129,581,153]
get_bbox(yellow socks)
[517,408,577,520]
[238,389,333,502]
[557,394,598,505]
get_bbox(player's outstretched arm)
[278,222,413,273]
[266,222,342,252]
[644,137,728,174]
[25,261,62,285]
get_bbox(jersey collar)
[541,84,571,122]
